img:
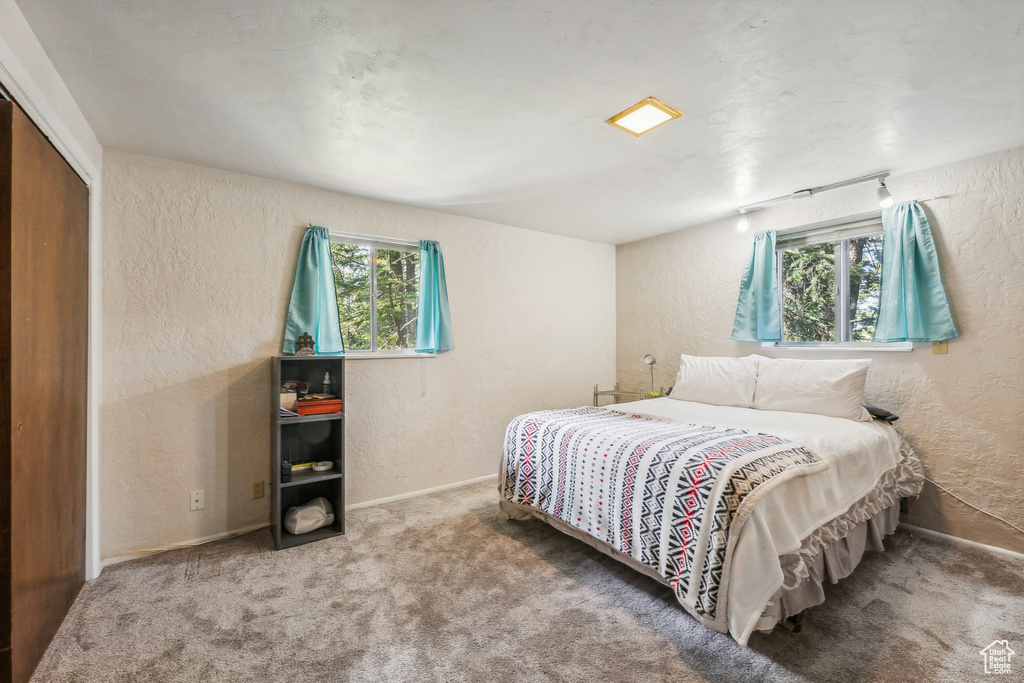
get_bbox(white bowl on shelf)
[312,461,333,472]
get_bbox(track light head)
[737,208,750,232]
[877,180,894,208]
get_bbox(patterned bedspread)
[500,406,828,626]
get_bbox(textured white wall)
[101,149,615,559]
[617,146,1024,554]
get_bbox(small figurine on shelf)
[294,332,316,357]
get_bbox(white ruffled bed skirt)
[500,436,923,635]
[764,503,900,623]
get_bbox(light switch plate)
[932,341,948,354]
[190,490,205,510]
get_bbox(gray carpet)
[32,480,1024,682]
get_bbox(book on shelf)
[297,394,342,416]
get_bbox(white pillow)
[753,357,872,421]
[669,354,759,408]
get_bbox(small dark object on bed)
[864,405,899,423]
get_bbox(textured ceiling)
[17,0,1024,244]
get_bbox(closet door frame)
[0,51,102,586]
[2,98,90,683]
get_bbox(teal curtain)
[874,202,958,342]
[282,226,344,355]
[731,230,781,342]
[415,240,454,353]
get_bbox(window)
[776,213,885,345]
[330,236,420,353]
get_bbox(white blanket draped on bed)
[610,399,913,643]
[502,397,916,645]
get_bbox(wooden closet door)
[0,100,89,683]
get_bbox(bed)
[499,357,924,646]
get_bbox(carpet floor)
[32,480,1024,682]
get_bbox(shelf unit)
[271,355,345,550]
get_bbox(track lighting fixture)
[876,180,894,208]
[735,171,891,226]
[737,208,750,232]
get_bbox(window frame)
[329,231,429,359]
[763,211,912,352]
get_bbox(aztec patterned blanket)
[500,406,827,626]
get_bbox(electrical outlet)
[932,341,948,354]
[190,490,205,511]
[252,480,265,499]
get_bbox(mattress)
[500,397,923,645]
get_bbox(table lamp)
[643,354,656,395]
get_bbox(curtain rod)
[313,225,420,248]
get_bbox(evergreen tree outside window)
[330,237,420,353]
[776,215,885,345]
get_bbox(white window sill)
[342,351,435,360]
[760,342,913,353]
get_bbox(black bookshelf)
[271,355,345,550]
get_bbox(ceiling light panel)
[607,97,683,137]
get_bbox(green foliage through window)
[780,233,882,343]
[782,242,836,342]
[375,249,419,349]
[332,243,371,350]
[330,240,419,352]
[848,237,882,341]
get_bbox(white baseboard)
[97,474,499,572]
[100,521,271,569]
[898,523,1024,562]
[346,473,498,510]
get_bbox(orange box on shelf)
[296,398,343,416]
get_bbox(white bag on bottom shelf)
[284,497,335,535]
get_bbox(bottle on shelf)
[323,371,332,396]
[282,450,292,484]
